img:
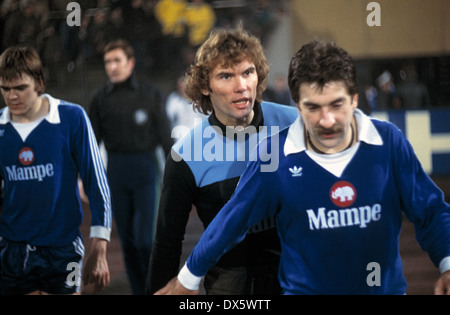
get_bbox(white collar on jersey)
[0,93,61,125]
[283,108,383,157]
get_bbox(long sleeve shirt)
[181,109,450,294]
[147,101,298,293]
[0,94,112,246]
[89,74,173,156]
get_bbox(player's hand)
[83,238,110,293]
[434,270,450,295]
[154,277,199,295]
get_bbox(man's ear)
[352,93,358,109]
[128,56,136,70]
[201,88,210,96]
[36,78,45,94]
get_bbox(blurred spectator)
[89,39,173,294]
[3,0,43,49]
[41,21,62,84]
[376,70,401,110]
[245,0,285,45]
[154,0,186,38]
[141,0,164,73]
[357,83,377,115]
[397,62,431,109]
[87,8,110,62]
[122,0,160,76]
[154,0,187,72]
[263,73,294,106]
[184,0,215,49]
[102,4,126,43]
[166,73,207,140]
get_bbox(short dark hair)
[0,46,45,94]
[288,41,358,103]
[103,39,135,60]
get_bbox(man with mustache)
[156,40,450,295]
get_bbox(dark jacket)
[89,74,173,156]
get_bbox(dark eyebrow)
[215,66,256,78]
[302,101,320,108]
[215,70,233,78]
[303,97,347,107]
[330,97,346,104]
[244,66,256,73]
[0,84,29,90]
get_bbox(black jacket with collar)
[89,74,173,156]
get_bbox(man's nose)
[234,77,247,93]
[8,89,19,100]
[319,108,336,129]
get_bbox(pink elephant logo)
[18,147,35,165]
[330,181,357,207]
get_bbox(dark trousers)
[107,151,159,295]
[204,264,281,295]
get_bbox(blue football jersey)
[0,94,112,247]
[185,109,450,294]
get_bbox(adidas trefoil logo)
[289,166,302,177]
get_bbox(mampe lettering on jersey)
[307,181,382,230]
[5,147,54,182]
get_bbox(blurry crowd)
[358,61,434,114]
[0,0,447,110]
[0,0,288,83]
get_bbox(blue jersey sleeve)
[72,106,112,240]
[390,124,450,266]
[186,136,281,277]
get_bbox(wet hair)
[185,26,269,115]
[103,39,135,60]
[0,46,45,94]
[288,41,358,103]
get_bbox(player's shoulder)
[260,101,298,123]
[45,94,87,124]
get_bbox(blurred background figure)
[89,39,173,295]
[154,0,187,73]
[376,70,401,110]
[184,0,215,49]
[397,62,431,109]
[165,73,206,140]
[263,73,294,106]
[3,0,43,49]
